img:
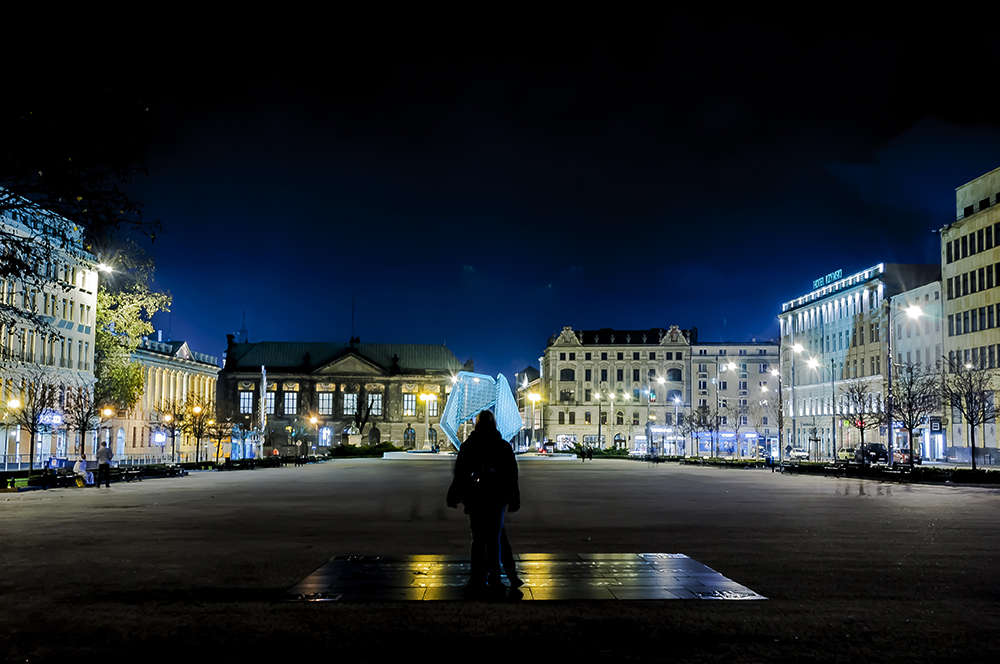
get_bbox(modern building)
[939,166,1000,457]
[778,263,940,460]
[217,334,473,455]
[97,335,220,463]
[1,203,99,465]
[522,326,779,456]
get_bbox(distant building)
[778,263,940,460]
[521,326,779,457]
[217,334,472,454]
[940,166,1000,458]
[1,203,99,464]
[98,335,219,462]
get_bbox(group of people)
[71,442,114,487]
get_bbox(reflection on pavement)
[285,553,767,601]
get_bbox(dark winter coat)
[447,428,520,513]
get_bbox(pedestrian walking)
[96,442,113,487]
[586,447,593,462]
[447,410,520,598]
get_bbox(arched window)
[115,428,126,456]
[667,389,683,403]
[667,368,682,382]
[403,426,416,448]
[368,426,380,446]
[614,433,626,448]
[428,427,437,447]
[559,368,575,381]
[615,411,624,425]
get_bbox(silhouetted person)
[96,442,113,487]
[587,447,593,462]
[447,410,520,597]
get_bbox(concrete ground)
[1,459,998,662]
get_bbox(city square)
[2,459,998,661]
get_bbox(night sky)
[15,12,1000,379]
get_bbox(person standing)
[96,442,113,488]
[447,410,520,597]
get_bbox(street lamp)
[527,392,541,451]
[775,341,805,461]
[886,299,924,464]
[310,416,319,455]
[806,356,837,460]
[419,394,437,451]
[4,398,20,463]
[163,413,176,463]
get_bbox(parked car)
[856,443,889,464]
[837,447,856,461]
[893,447,922,465]
[789,447,809,461]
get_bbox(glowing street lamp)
[526,392,541,450]
[419,394,437,451]
[886,301,924,463]
[4,398,21,459]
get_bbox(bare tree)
[63,379,99,456]
[748,393,778,459]
[154,398,187,463]
[180,395,213,463]
[207,418,234,465]
[890,360,939,469]
[7,368,59,472]
[721,398,747,459]
[940,356,996,472]
[687,403,721,457]
[841,378,884,466]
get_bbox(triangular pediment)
[315,352,385,376]
[174,342,192,360]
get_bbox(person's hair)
[475,409,497,433]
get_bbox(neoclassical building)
[97,335,219,462]
[522,326,779,456]
[1,203,99,464]
[217,334,473,454]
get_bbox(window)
[698,380,707,390]
[559,352,566,360]
[600,352,607,361]
[632,369,640,381]
[345,393,359,416]
[569,352,575,361]
[699,349,707,355]
[560,368,575,381]
[558,412,565,425]
[239,392,254,414]
[719,349,727,355]
[633,352,640,360]
[617,352,624,360]
[402,394,415,416]
[616,368,624,381]
[369,393,384,416]
[585,389,592,401]
[318,393,334,415]
[264,393,275,414]
[601,369,608,382]
[649,352,656,360]
[632,412,640,425]
[283,392,297,415]
[738,349,747,355]
[698,363,707,373]
[667,368,682,381]
[759,363,769,373]
[560,390,574,402]
[720,381,728,391]
[585,369,592,381]
[585,353,592,360]
[584,412,591,425]
[569,412,575,425]
[739,381,747,391]
[616,411,624,425]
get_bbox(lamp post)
[886,299,924,464]
[806,356,837,460]
[310,416,319,455]
[163,413,176,463]
[775,341,804,461]
[769,368,784,463]
[527,392,540,451]
[419,394,437,451]
[4,398,20,465]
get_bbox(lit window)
[318,393,334,415]
[284,392,297,415]
[344,393,358,416]
[264,393,275,414]
[369,393,383,416]
[239,392,253,414]
[403,394,416,416]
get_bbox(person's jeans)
[468,505,506,586]
[97,464,110,487]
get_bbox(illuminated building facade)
[778,263,939,460]
[524,326,779,456]
[939,166,1000,458]
[97,335,219,462]
[1,205,99,464]
[217,334,472,454]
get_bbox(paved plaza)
[2,458,999,661]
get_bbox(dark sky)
[18,12,1000,379]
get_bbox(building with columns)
[217,334,472,455]
[97,336,219,462]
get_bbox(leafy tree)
[841,378,884,466]
[93,243,170,410]
[888,360,939,469]
[154,398,186,463]
[7,367,58,473]
[940,356,996,472]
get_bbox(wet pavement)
[287,552,766,601]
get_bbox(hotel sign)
[813,269,842,290]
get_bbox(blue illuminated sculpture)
[440,371,523,448]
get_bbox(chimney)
[158,330,162,342]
